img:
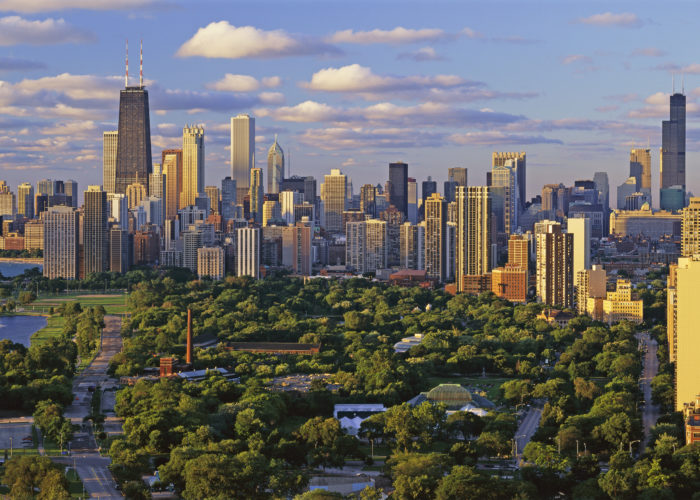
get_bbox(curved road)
[59,315,124,499]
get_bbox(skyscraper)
[249,168,264,224]
[536,221,574,308]
[389,162,408,217]
[448,167,468,187]
[43,206,79,279]
[360,184,377,218]
[493,152,526,210]
[115,82,152,194]
[267,135,284,194]
[161,149,182,217]
[64,180,78,208]
[83,186,109,275]
[103,131,118,194]
[467,186,492,275]
[630,148,651,199]
[17,182,33,219]
[660,92,686,211]
[346,219,387,274]
[282,221,313,276]
[321,169,348,233]
[149,163,164,200]
[424,193,447,281]
[0,181,15,218]
[237,227,261,278]
[400,222,424,270]
[221,177,237,222]
[681,198,700,257]
[568,217,591,277]
[455,186,467,290]
[231,114,255,201]
[205,186,220,214]
[407,178,418,224]
[491,163,518,234]
[181,125,204,208]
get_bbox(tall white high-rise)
[182,125,205,208]
[280,190,303,225]
[108,193,129,230]
[568,217,591,276]
[267,135,284,194]
[17,182,34,219]
[103,131,118,194]
[237,227,260,278]
[231,114,255,201]
[321,169,348,233]
[44,206,79,279]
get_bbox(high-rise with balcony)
[83,186,109,275]
[660,92,686,211]
[231,114,255,201]
[103,131,118,194]
[493,152,526,210]
[161,149,182,217]
[181,125,204,208]
[424,193,447,281]
[44,206,79,279]
[237,227,260,278]
[536,221,574,308]
[681,198,700,257]
[467,186,492,275]
[249,168,264,224]
[321,169,348,234]
[0,181,15,219]
[115,83,152,194]
[17,182,33,219]
[267,135,284,194]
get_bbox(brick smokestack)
[186,308,193,365]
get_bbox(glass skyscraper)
[115,85,153,194]
[660,92,686,211]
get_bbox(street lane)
[514,405,542,466]
[637,331,660,453]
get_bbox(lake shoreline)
[0,257,43,264]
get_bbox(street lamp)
[629,439,641,457]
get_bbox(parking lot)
[0,419,34,455]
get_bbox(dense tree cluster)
[1,455,71,499]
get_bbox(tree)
[383,404,418,452]
[297,417,356,469]
[522,442,570,472]
[446,411,485,441]
[33,399,72,445]
[436,465,517,500]
[592,412,633,451]
[387,452,448,500]
[3,456,69,499]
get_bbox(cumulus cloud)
[0,16,94,45]
[176,22,340,59]
[0,0,158,12]
[448,131,563,145]
[576,12,643,27]
[562,54,593,65]
[206,73,282,92]
[258,92,284,105]
[329,27,449,45]
[397,47,446,62]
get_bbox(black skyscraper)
[660,92,686,211]
[115,86,153,194]
[389,162,408,216]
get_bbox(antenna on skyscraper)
[140,39,143,88]
[672,73,675,94]
[125,39,129,87]
[682,72,685,94]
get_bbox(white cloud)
[258,92,284,105]
[13,73,121,100]
[206,73,282,92]
[576,12,643,27]
[681,63,700,74]
[462,27,484,39]
[448,131,563,145]
[329,27,448,45]
[397,46,445,62]
[299,127,445,150]
[301,64,466,93]
[562,54,593,65]
[0,15,94,45]
[176,22,339,59]
[257,101,340,123]
[0,0,157,12]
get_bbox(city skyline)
[1,2,700,206]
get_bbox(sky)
[1,0,700,207]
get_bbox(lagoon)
[0,262,42,277]
[0,315,47,347]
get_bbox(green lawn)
[30,315,66,346]
[34,292,128,315]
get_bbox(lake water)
[0,315,47,347]
[0,262,42,277]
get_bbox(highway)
[514,405,542,466]
[60,315,124,499]
[637,331,660,453]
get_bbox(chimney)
[186,308,193,365]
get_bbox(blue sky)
[1,0,699,207]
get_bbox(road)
[514,405,542,466]
[637,331,660,453]
[60,315,124,499]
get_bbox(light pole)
[550,436,561,455]
[629,439,641,457]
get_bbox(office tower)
[282,221,313,276]
[670,256,700,410]
[37,179,54,197]
[360,184,377,218]
[455,186,468,291]
[133,224,160,265]
[593,172,610,235]
[115,78,152,194]
[221,177,237,223]
[148,162,164,199]
[630,148,652,198]
[267,135,284,194]
[262,200,280,227]
[280,190,303,225]
[181,125,205,208]
[24,220,43,250]
[576,264,606,315]
[407,178,418,224]
[448,167,468,187]
[617,177,638,210]
[380,205,404,267]
[467,186,492,275]
[204,186,220,215]
[321,169,348,233]
[109,227,131,273]
[536,221,574,308]
[236,226,261,278]
[182,227,203,272]
[508,234,529,273]
[445,221,457,282]
[83,186,109,275]
[249,168,264,224]
[568,217,590,276]
[294,202,315,224]
[139,196,163,228]
[389,162,408,217]
[198,247,225,280]
[400,222,424,270]
[161,149,183,215]
[346,219,387,274]
[681,198,700,257]
[43,206,79,279]
[0,181,15,218]
[444,181,458,204]
[108,193,129,230]
[103,131,118,194]
[177,206,207,232]
[62,180,77,208]
[231,114,255,201]
[660,92,686,211]
[280,176,317,206]
[126,181,147,210]
[491,266,527,302]
[421,177,437,207]
[17,183,33,219]
[491,163,518,234]
[193,192,210,215]
[493,152,526,210]
[424,193,447,281]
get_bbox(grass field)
[32,292,128,315]
[30,315,66,346]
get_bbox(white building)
[237,227,260,278]
[197,246,225,280]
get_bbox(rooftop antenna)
[125,39,129,87]
[682,72,685,94]
[672,73,675,94]
[140,39,143,88]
